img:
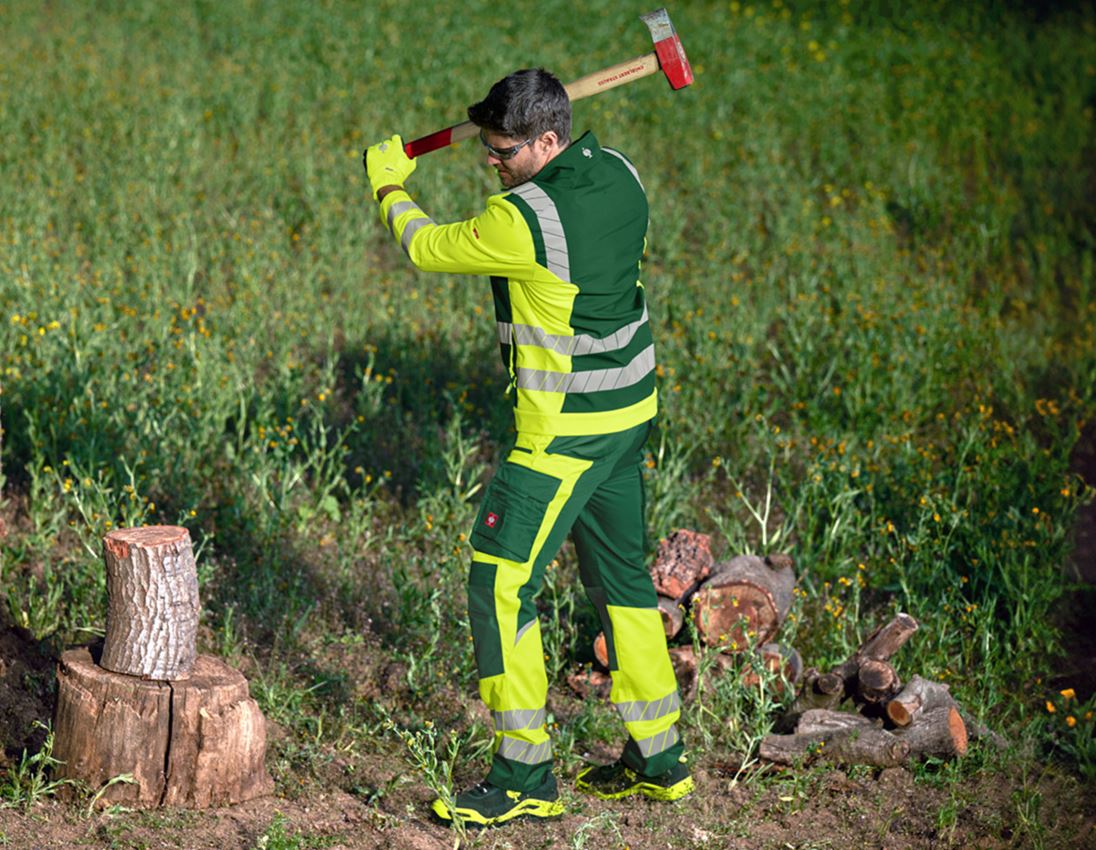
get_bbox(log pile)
[568,529,801,700]
[761,613,991,767]
[52,526,273,808]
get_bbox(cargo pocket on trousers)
[468,561,503,678]
[470,462,562,564]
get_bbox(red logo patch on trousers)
[484,512,499,529]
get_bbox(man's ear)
[538,130,561,152]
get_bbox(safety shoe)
[431,774,564,827]
[575,757,694,801]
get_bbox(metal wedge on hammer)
[403,7,693,159]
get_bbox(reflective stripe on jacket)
[377,131,657,436]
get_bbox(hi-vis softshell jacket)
[377,131,657,437]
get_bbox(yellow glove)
[363,134,416,199]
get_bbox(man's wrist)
[375,184,403,202]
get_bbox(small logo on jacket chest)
[484,512,500,529]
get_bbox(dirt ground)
[1,435,1094,849]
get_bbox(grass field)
[1,0,1095,847]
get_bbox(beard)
[495,159,540,188]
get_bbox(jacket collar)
[533,130,599,184]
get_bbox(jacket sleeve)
[377,188,537,278]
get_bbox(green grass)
[1,0,1094,832]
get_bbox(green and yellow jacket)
[378,131,657,436]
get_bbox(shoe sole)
[431,797,565,827]
[576,773,695,802]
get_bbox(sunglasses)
[479,129,534,161]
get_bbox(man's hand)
[363,135,417,200]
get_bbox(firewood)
[885,675,956,727]
[795,708,878,737]
[817,613,920,702]
[650,529,714,601]
[656,595,685,639]
[891,705,968,759]
[857,659,901,704]
[53,647,273,807]
[776,668,846,732]
[691,553,795,651]
[101,526,200,680]
[760,726,910,768]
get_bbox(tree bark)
[101,526,200,680]
[650,529,714,601]
[690,554,795,651]
[817,613,920,702]
[885,675,956,727]
[53,648,273,807]
[892,705,968,759]
[760,726,910,768]
[794,708,876,737]
[857,659,901,704]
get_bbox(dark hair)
[467,68,571,145]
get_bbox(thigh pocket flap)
[471,462,562,564]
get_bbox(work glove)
[363,134,416,200]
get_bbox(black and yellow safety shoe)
[575,757,694,801]
[431,775,564,827]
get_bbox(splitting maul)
[402,7,694,159]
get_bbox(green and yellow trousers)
[467,421,684,792]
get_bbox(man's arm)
[365,135,538,279]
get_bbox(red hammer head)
[640,8,694,90]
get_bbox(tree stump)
[691,554,795,651]
[51,525,272,808]
[53,648,273,807]
[101,526,199,680]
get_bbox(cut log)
[857,659,901,704]
[656,596,685,639]
[690,553,795,651]
[795,708,877,737]
[651,529,714,601]
[776,668,846,732]
[891,705,968,759]
[885,675,956,727]
[593,632,610,669]
[817,613,920,703]
[53,647,273,807]
[858,612,920,662]
[101,526,200,680]
[760,726,910,768]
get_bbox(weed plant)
[0,0,1094,830]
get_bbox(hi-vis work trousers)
[467,421,685,792]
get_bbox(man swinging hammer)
[364,65,693,827]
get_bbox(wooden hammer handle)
[563,52,660,101]
[403,52,660,159]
